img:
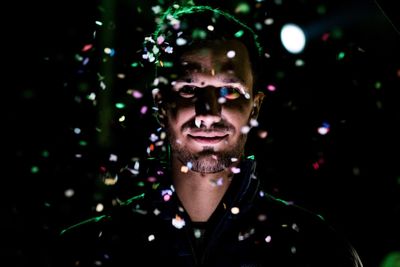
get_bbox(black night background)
[6,0,400,266]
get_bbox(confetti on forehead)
[144,4,263,72]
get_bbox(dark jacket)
[53,158,363,267]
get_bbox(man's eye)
[219,86,241,100]
[178,86,196,98]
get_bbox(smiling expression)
[158,39,264,173]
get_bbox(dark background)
[6,0,400,266]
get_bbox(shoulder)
[254,193,363,267]
[59,192,146,238]
[255,192,326,226]
[52,193,149,266]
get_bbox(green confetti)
[316,5,327,15]
[131,62,140,67]
[79,140,88,146]
[337,52,345,60]
[247,155,255,160]
[115,103,125,109]
[234,30,244,38]
[161,61,174,67]
[31,166,39,174]
[331,27,343,39]
[374,81,382,89]
[192,29,207,39]
[235,3,251,14]
[42,150,49,158]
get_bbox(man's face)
[160,39,263,173]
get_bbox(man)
[54,4,363,267]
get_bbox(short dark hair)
[143,4,263,93]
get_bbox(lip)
[188,134,228,144]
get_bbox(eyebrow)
[220,76,246,85]
[174,75,246,87]
[179,61,246,84]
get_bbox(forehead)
[177,39,253,86]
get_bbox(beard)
[167,127,248,173]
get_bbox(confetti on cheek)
[227,50,236,58]
[185,162,193,170]
[241,125,250,134]
[249,118,259,127]
[210,177,224,187]
[180,165,189,173]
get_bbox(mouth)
[188,134,229,144]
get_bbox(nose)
[194,87,222,127]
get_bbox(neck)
[171,155,237,222]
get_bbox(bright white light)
[280,23,306,54]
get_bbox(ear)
[152,88,167,127]
[250,91,265,119]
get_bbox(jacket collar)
[147,157,260,224]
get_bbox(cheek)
[222,102,253,122]
[166,105,195,125]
